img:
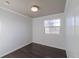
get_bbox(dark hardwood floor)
[3,43,67,58]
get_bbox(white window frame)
[44,19,61,34]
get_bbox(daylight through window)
[44,19,61,34]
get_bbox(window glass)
[44,19,61,34]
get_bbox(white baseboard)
[32,42,65,50]
[0,42,32,57]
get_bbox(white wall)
[65,0,79,58]
[33,13,65,50]
[0,8,32,57]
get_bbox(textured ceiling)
[0,0,66,18]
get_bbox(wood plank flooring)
[3,43,67,58]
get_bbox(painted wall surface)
[65,0,79,58]
[0,8,32,57]
[33,13,65,50]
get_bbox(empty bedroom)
[0,0,79,58]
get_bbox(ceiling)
[0,0,66,18]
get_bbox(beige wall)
[32,13,65,50]
[0,8,32,57]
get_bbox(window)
[44,19,61,34]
